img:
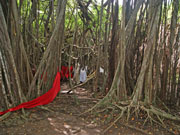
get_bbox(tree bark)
[0,3,25,113]
[132,0,161,104]
[27,0,67,98]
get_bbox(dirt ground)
[0,83,180,135]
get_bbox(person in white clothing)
[79,67,87,83]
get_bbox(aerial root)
[79,96,109,116]
[80,98,180,134]
[0,112,11,121]
[103,103,150,135]
[37,106,54,112]
[102,106,126,134]
[103,101,180,134]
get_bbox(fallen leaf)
[104,115,108,118]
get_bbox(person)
[79,67,87,83]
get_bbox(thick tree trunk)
[132,0,161,104]
[107,0,119,91]
[161,0,179,102]
[27,0,67,98]
[106,0,144,100]
[94,0,104,92]
[11,0,33,90]
[0,3,25,113]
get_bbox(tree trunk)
[27,0,67,98]
[107,0,119,90]
[0,3,25,114]
[106,0,144,100]
[132,0,161,104]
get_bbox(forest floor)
[0,83,180,135]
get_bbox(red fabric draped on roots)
[0,72,61,115]
[0,66,74,115]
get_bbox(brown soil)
[0,83,179,135]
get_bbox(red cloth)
[61,66,73,79]
[0,72,61,115]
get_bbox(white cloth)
[99,67,104,73]
[80,68,87,82]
